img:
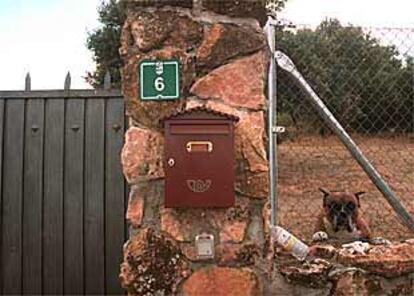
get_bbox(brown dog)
[313,188,371,242]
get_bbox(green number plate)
[139,60,180,100]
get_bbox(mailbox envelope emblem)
[163,107,239,208]
[187,179,212,193]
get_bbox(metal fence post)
[265,17,278,227]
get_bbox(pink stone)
[196,23,266,69]
[191,52,268,110]
[181,267,260,296]
[220,221,247,243]
[126,186,145,228]
[160,199,250,243]
[121,127,164,184]
[160,208,192,242]
[337,243,414,277]
[120,228,190,295]
[205,100,269,199]
[216,243,241,265]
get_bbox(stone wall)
[118,1,414,295]
[119,1,270,295]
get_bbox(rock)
[265,270,333,296]
[405,238,414,245]
[205,101,268,172]
[161,198,250,243]
[331,271,369,296]
[124,11,203,53]
[216,199,250,243]
[120,228,191,295]
[217,243,260,266]
[125,0,193,9]
[197,23,266,70]
[121,127,164,184]
[185,97,205,109]
[125,180,163,229]
[180,243,198,261]
[181,267,260,296]
[163,16,203,51]
[205,100,269,199]
[279,259,331,289]
[330,269,414,295]
[219,220,247,243]
[309,244,337,259]
[160,207,193,242]
[246,209,265,246]
[379,276,414,295]
[181,242,259,266]
[202,0,267,26]
[237,171,269,200]
[129,11,174,52]
[216,243,242,265]
[337,243,414,278]
[126,185,145,228]
[262,202,271,234]
[124,0,267,26]
[191,52,268,110]
[235,109,268,173]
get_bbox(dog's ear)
[319,187,330,207]
[354,191,365,207]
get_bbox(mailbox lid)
[163,107,239,208]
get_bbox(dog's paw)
[312,231,329,242]
[370,237,391,245]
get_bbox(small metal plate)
[195,233,215,260]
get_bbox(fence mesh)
[275,19,414,242]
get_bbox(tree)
[276,19,413,133]
[86,0,126,88]
[86,0,288,88]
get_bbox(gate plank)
[1,99,25,294]
[0,99,4,293]
[84,99,105,295]
[105,99,125,295]
[43,99,65,294]
[64,99,85,295]
[23,99,45,295]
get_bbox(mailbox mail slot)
[163,107,239,208]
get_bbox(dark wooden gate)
[0,89,128,295]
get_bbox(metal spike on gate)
[104,70,112,90]
[64,72,71,90]
[25,72,31,91]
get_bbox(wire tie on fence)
[272,126,286,133]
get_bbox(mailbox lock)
[167,158,175,167]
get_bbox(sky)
[279,0,414,28]
[0,0,101,90]
[0,0,413,90]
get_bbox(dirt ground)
[276,134,414,243]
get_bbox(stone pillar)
[119,1,270,295]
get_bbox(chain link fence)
[275,19,414,242]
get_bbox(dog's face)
[319,188,365,233]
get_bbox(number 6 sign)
[139,60,180,100]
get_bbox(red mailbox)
[163,107,239,208]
